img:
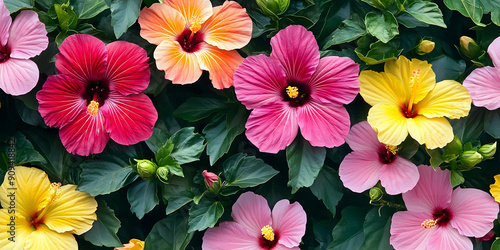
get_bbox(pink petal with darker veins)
[0,0,11,47]
[0,58,38,95]
[487,36,500,68]
[231,192,272,239]
[427,225,472,250]
[390,211,435,250]
[462,66,500,110]
[8,10,48,59]
[202,221,260,250]
[379,156,419,195]
[345,121,382,152]
[339,150,382,193]
[271,200,306,248]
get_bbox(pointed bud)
[417,40,435,55]
[202,170,218,188]
[460,36,481,59]
[478,142,497,159]
[134,159,157,179]
[156,167,169,184]
[256,0,290,17]
[369,187,383,204]
[459,151,483,168]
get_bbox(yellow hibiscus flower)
[490,174,500,203]
[0,166,97,249]
[115,239,145,250]
[359,56,471,149]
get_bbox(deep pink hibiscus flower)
[234,25,359,153]
[339,121,419,195]
[202,192,306,250]
[36,34,158,156]
[390,166,499,250]
[0,0,48,95]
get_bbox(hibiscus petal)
[245,103,298,153]
[194,42,244,89]
[199,1,252,50]
[154,39,202,84]
[490,175,500,203]
[0,58,39,95]
[55,34,107,83]
[406,115,454,149]
[345,121,383,152]
[462,66,500,110]
[449,187,498,237]
[234,54,287,109]
[101,92,157,145]
[231,192,272,238]
[487,36,500,68]
[58,110,109,156]
[417,80,471,119]
[25,224,77,250]
[7,10,48,59]
[270,25,319,84]
[359,70,406,107]
[164,0,213,24]
[43,185,97,235]
[339,151,382,193]
[389,211,436,250]
[308,56,359,105]
[297,101,350,148]
[105,41,150,95]
[202,221,260,250]
[379,156,419,195]
[0,0,11,47]
[367,104,408,147]
[138,3,186,45]
[427,225,472,250]
[272,200,306,248]
[403,165,452,213]
[273,245,300,250]
[0,209,31,250]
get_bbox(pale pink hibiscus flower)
[390,166,499,250]
[233,25,359,153]
[339,121,419,195]
[37,34,158,156]
[202,192,306,250]
[0,0,48,95]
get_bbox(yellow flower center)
[189,16,202,34]
[32,182,62,230]
[286,86,299,99]
[87,100,99,117]
[421,219,437,229]
[261,225,275,241]
[385,145,398,155]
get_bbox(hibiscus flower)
[37,34,158,156]
[138,0,252,89]
[0,0,48,95]
[233,25,359,153]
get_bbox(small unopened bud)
[460,36,481,59]
[478,142,497,159]
[459,151,483,168]
[256,0,290,17]
[202,170,218,188]
[369,187,383,204]
[156,167,169,184]
[135,159,157,179]
[417,40,435,55]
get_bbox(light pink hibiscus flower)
[37,34,158,156]
[202,191,306,250]
[233,25,359,153]
[0,0,48,95]
[339,121,419,195]
[390,166,499,250]
[463,36,500,109]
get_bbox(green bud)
[369,187,383,204]
[416,40,435,55]
[478,142,497,159]
[256,0,290,17]
[459,151,483,168]
[156,166,169,184]
[134,159,157,179]
[460,36,482,59]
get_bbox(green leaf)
[146,128,170,153]
[426,148,443,168]
[310,166,343,217]
[110,0,141,38]
[83,199,122,247]
[365,11,398,43]
[223,153,279,188]
[13,132,47,167]
[324,13,366,48]
[70,0,109,19]
[55,30,77,47]
[404,1,446,28]
[160,156,183,177]
[396,13,429,28]
[188,199,224,232]
[360,207,393,250]
[355,39,402,65]
[78,159,139,196]
[428,55,466,82]
[145,212,194,250]
[451,107,485,143]
[484,109,500,139]
[54,4,78,31]
[127,179,159,219]
[492,238,500,250]
[287,135,326,193]
[75,23,107,40]
[170,127,206,165]
[37,11,58,33]
[162,170,198,215]
[328,206,366,250]
[397,137,420,160]
[3,0,33,13]
[444,0,485,26]
[450,170,465,187]
[174,98,227,122]
[156,139,174,164]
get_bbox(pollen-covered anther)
[421,219,437,229]
[385,145,398,155]
[286,86,299,99]
[47,182,63,201]
[261,225,275,241]
[86,100,99,116]
[189,16,203,33]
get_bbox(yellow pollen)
[261,225,275,241]
[190,16,202,34]
[385,145,398,155]
[36,182,62,221]
[421,219,437,229]
[286,86,299,99]
[407,69,421,113]
[87,100,99,116]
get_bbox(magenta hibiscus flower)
[339,121,419,195]
[0,0,48,95]
[390,166,498,250]
[202,192,306,249]
[37,34,158,156]
[233,25,359,153]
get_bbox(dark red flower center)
[433,208,452,226]
[402,103,418,118]
[177,28,204,53]
[82,80,110,107]
[282,81,311,107]
[259,232,279,249]
[379,145,397,164]
[0,45,9,63]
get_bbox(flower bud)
[459,151,483,168]
[460,36,481,59]
[134,159,157,179]
[256,0,290,17]
[202,170,218,188]
[417,40,435,55]
[369,187,383,204]
[478,142,496,159]
[156,166,169,184]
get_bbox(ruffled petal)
[417,80,471,119]
[270,25,319,84]
[138,3,186,45]
[345,121,383,152]
[245,103,298,153]
[339,151,382,193]
[462,66,500,110]
[379,156,419,195]
[25,224,77,250]
[231,192,272,238]
[427,225,472,250]
[0,58,39,95]
[154,40,202,84]
[199,1,252,50]
[55,34,107,83]
[164,0,213,24]
[234,54,287,109]
[490,174,500,203]
[272,200,306,248]
[101,92,157,145]
[104,41,150,95]
[406,115,453,149]
[449,187,498,237]
[367,104,408,147]
[0,0,11,47]
[307,56,359,105]
[273,245,299,250]
[37,75,86,128]
[0,210,31,250]
[389,211,436,250]
[403,165,452,213]
[194,42,244,89]
[202,221,260,250]
[487,36,500,68]
[297,101,350,148]
[359,70,406,107]
[7,10,48,59]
